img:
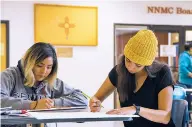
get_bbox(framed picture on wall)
[1,20,9,72]
[34,4,98,46]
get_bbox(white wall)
[1,0,192,110]
[1,1,192,127]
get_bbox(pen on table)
[6,110,27,115]
[82,92,104,108]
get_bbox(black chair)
[171,99,189,127]
[186,92,192,111]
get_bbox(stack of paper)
[0,107,12,115]
[28,106,87,112]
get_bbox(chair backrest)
[173,85,186,100]
[171,99,189,127]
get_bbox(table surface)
[1,111,138,125]
[185,89,192,94]
[185,89,192,92]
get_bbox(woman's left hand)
[106,106,136,115]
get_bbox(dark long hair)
[116,55,135,102]
[116,55,165,102]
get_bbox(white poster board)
[160,45,176,57]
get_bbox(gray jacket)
[0,65,88,110]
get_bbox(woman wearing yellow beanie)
[89,30,175,127]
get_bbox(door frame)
[1,20,10,70]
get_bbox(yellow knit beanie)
[124,30,158,66]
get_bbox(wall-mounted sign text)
[147,6,192,14]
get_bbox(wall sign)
[147,6,192,14]
[56,47,73,58]
[160,45,176,57]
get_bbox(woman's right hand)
[89,96,102,112]
[30,98,54,110]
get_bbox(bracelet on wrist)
[133,104,140,115]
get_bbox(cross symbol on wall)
[58,17,76,40]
